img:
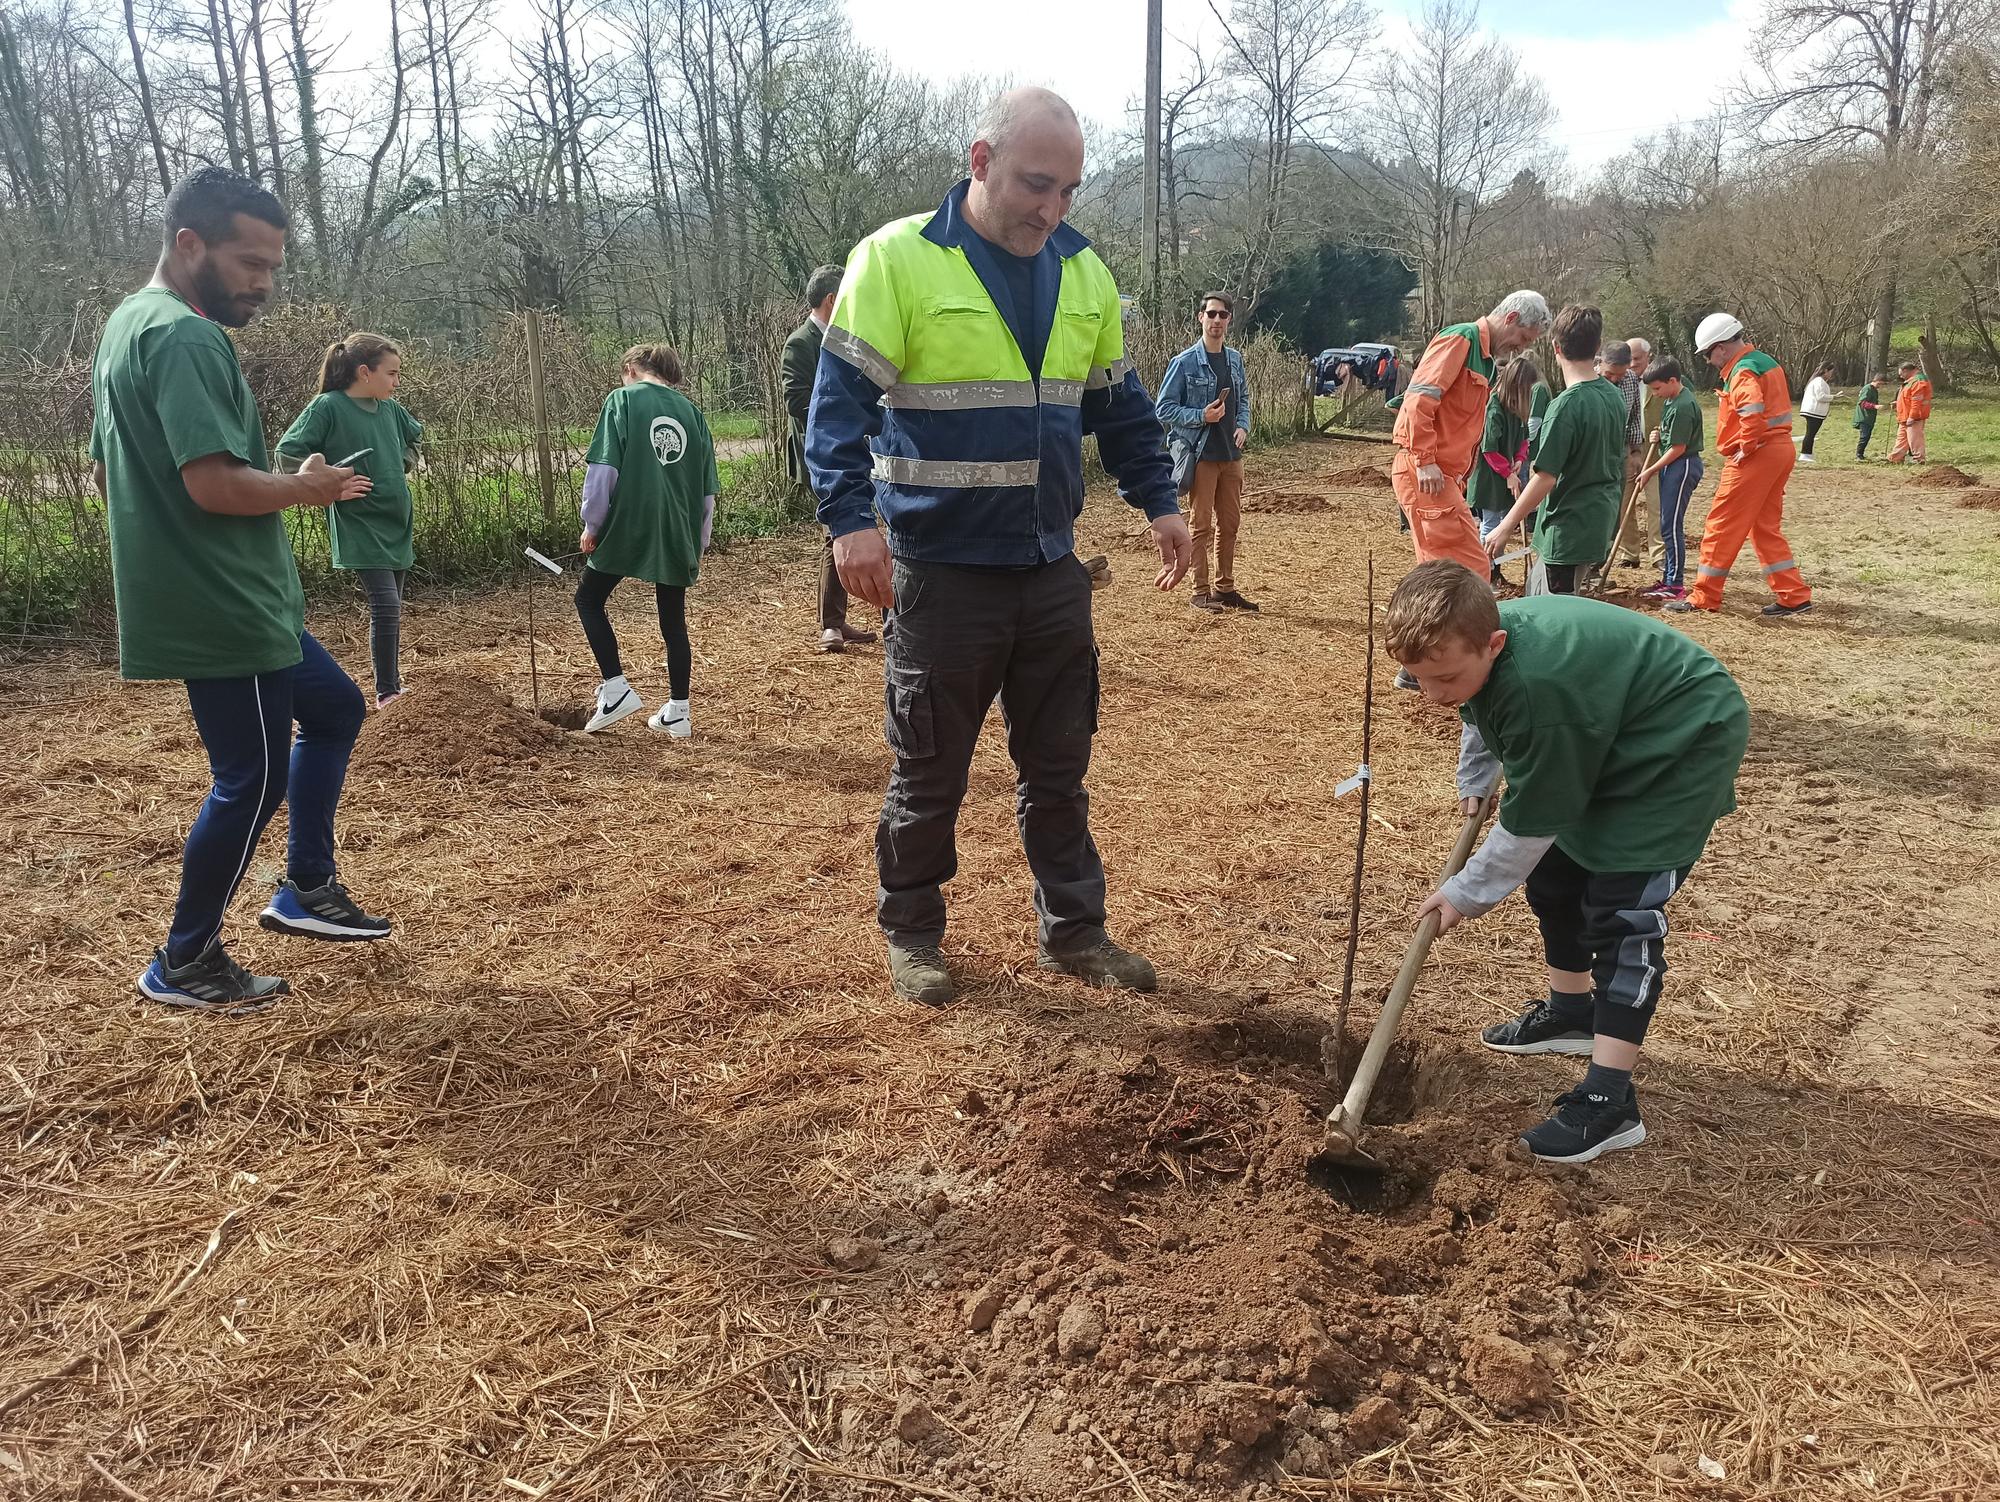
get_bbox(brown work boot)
[837,622,878,645]
[1190,592,1223,612]
[887,943,955,1007]
[1037,938,1158,993]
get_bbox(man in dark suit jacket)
[785,263,875,653]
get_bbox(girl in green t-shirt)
[277,332,424,707]
[573,343,719,738]
[1471,357,1543,586]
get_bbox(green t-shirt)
[1529,376,1625,566]
[1469,389,1525,515]
[584,382,720,587]
[1525,382,1551,462]
[1657,388,1703,460]
[1853,383,1879,427]
[276,391,424,570]
[89,286,304,681]
[1461,595,1750,872]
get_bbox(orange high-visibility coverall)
[1889,376,1932,462]
[1689,347,1812,611]
[1392,319,1494,578]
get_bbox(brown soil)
[1954,487,2000,509]
[1905,462,1979,487]
[1325,463,1393,489]
[350,670,567,777]
[1241,490,1331,514]
[2,439,1996,1499]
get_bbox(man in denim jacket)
[1156,292,1255,610]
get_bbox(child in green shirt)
[277,332,424,706]
[575,343,720,738]
[1853,374,1881,459]
[1632,358,1705,601]
[1471,357,1542,588]
[1386,560,1750,1163]
[1481,306,1625,595]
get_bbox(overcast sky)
[842,0,1753,178]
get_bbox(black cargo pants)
[875,554,1106,953]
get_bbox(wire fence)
[1,304,1322,646]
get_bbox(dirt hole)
[538,704,592,731]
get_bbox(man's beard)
[191,260,263,328]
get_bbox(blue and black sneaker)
[259,879,392,942]
[1520,1085,1647,1165]
[1480,998,1595,1056]
[137,944,287,1016]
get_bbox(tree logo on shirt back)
[649,415,687,466]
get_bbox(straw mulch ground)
[2,440,1996,1500]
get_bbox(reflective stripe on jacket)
[806,180,1177,565]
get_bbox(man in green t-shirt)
[1481,305,1626,596]
[89,167,392,1015]
[1387,561,1749,1164]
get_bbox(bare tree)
[1738,0,1994,373]
[1356,0,1553,332]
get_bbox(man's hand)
[1202,396,1226,424]
[1416,462,1446,494]
[1149,512,1193,590]
[579,529,597,556]
[1233,426,1248,451]
[834,526,896,612]
[297,452,370,507]
[1416,888,1467,935]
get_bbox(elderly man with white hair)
[807,86,1193,1008]
[1391,290,1551,584]
[1614,335,1664,575]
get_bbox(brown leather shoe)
[1212,590,1260,612]
[837,622,878,644]
[1190,592,1224,612]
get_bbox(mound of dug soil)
[1954,488,2000,510]
[1907,463,1979,488]
[350,671,566,777]
[1326,464,1393,489]
[878,1007,1617,1491]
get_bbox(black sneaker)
[1212,590,1261,612]
[1761,599,1814,617]
[1480,999,1595,1055]
[137,944,288,1015]
[259,879,393,942]
[1520,1086,1647,1164]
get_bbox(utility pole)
[1142,0,1163,318]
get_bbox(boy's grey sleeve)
[1457,721,1501,799]
[1441,825,1556,918]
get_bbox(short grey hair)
[1601,340,1633,367]
[973,86,1082,156]
[1627,336,1652,362]
[1489,290,1550,331]
[804,263,843,309]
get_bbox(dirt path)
[1,442,1994,1499]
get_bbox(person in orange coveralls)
[1887,360,1932,464]
[1665,313,1814,619]
[1392,290,1551,578]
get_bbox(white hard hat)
[1695,312,1744,355]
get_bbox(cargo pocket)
[884,664,936,760]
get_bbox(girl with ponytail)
[277,332,424,707]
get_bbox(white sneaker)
[1798,453,1816,464]
[648,699,692,739]
[585,678,642,733]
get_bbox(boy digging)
[1387,561,1750,1164]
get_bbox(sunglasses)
[1202,309,1231,319]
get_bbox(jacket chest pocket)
[1045,306,1102,379]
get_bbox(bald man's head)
[964,87,1086,258]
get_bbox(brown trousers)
[1616,448,1662,569]
[1190,459,1244,594]
[818,532,849,632]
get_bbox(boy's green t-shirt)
[1657,388,1703,459]
[276,391,424,570]
[89,286,305,681]
[1853,382,1879,427]
[584,382,720,587]
[1469,390,1526,515]
[1529,376,1625,565]
[1460,595,1750,872]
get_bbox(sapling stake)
[1331,552,1375,1086]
